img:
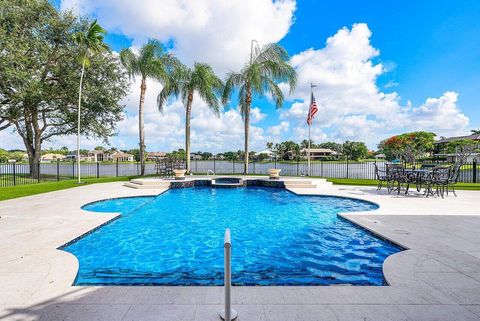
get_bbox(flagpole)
[308,123,311,176]
[307,83,316,176]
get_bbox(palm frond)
[119,49,139,80]
[190,62,223,116]
[222,72,244,105]
[264,77,284,109]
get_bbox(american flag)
[306,92,318,125]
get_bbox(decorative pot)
[173,169,187,180]
[268,168,281,180]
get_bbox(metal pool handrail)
[220,228,237,320]
[207,169,215,176]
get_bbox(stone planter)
[173,169,186,180]
[268,168,281,180]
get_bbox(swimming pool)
[62,187,401,286]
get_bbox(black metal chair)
[386,164,405,194]
[430,166,451,198]
[446,164,461,197]
[374,163,388,191]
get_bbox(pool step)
[283,180,316,189]
[283,179,332,189]
[124,179,171,189]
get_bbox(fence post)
[137,161,140,176]
[473,160,478,184]
[96,162,100,178]
[116,159,119,177]
[232,158,235,174]
[274,156,277,169]
[213,156,216,173]
[37,162,41,183]
[346,157,349,179]
[196,159,198,174]
[296,159,299,176]
[321,159,323,177]
[253,159,256,174]
[57,161,60,181]
[13,162,16,186]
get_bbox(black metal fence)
[0,159,478,188]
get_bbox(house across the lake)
[40,153,66,162]
[65,150,134,162]
[298,148,339,160]
[434,133,480,162]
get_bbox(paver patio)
[0,177,479,321]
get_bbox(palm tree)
[157,62,223,172]
[222,42,297,173]
[73,20,108,183]
[471,129,480,135]
[120,40,177,175]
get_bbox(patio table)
[397,169,433,194]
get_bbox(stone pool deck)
[0,177,479,321]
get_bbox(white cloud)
[61,0,296,75]
[405,91,469,132]
[279,23,470,147]
[267,121,289,136]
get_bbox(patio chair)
[446,163,461,197]
[430,166,451,198]
[373,163,388,191]
[385,163,405,194]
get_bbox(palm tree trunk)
[244,87,252,174]
[76,58,86,183]
[185,91,193,172]
[139,77,147,175]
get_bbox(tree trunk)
[15,109,42,179]
[139,77,147,176]
[185,91,193,172]
[76,58,86,183]
[244,87,252,174]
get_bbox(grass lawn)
[0,177,132,201]
[327,178,480,190]
[1,175,479,202]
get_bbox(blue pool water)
[62,187,401,286]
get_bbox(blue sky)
[3,0,478,152]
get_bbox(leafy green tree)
[158,62,223,172]
[342,141,368,161]
[128,148,141,161]
[300,139,314,149]
[378,131,436,161]
[200,152,212,160]
[222,43,297,173]
[444,139,478,154]
[120,40,178,175]
[73,20,108,182]
[318,142,343,153]
[223,151,236,161]
[0,149,9,163]
[0,0,127,176]
[278,140,300,160]
[256,153,271,161]
[167,149,186,162]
